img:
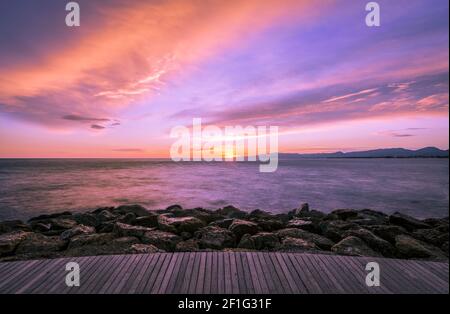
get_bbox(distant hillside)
[280,147,449,159]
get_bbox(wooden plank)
[267,253,293,293]
[223,252,232,294]
[319,254,359,294]
[0,259,41,291]
[229,252,240,293]
[245,252,263,294]
[234,252,248,293]
[159,252,183,294]
[142,253,167,293]
[308,254,346,294]
[106,254,141,294]
[152,253,176,294]
[4,259,49,294]
[172,252,189,294]
[240,253,255,293]
[134,253,159,293]
[179,252,196,294]
[188,253,201,294]
[262,252,287,294]
[217,252,226,293]
[290,254,322,293]
[120,253,152,294]
[195,252,207,294]
[249,252,270,293]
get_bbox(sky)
[0,0,448,158]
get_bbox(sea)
[0,158,448,221]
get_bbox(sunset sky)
[0,0,448,158]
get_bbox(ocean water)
[0,158,448,221]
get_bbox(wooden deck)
[0,252,448,294]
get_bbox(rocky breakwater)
[0,203,448,262]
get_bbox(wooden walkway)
[0,252,448,294]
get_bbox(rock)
[65,235,138,257]
[113,222,154,239]
[169,208,225,224]
[238,232,279,250]
[112,236,140,246]
[45,218,78,231]
[68,233,116,249]
[395,235,447,260]
[130,244,164,254]
[158,215,205,234]
[28,211,72,222]
[209,218,234,229]
[413,228,449,248]
[166,204,183,211]
[228,219,259,239]
[389,212,431,231]
[15,233,66,255]
[216,205,248,219]
[141,230,181,251]
[319,220,359,242]
[118,212,136,224]
[342,228,395,257]
[286,219,316,232]
[0,231,31,256]
[0,220,31,234]
[276,228,334,250]
[369,225,409,243]
[332,236,382,257]
[180,232,192,240]
[175,239,200,252]
[98,210,117,222]
[249,209,272,219]
[330,209,358,220]
[97,222,115,233]
[133,214,159,228]
[280,237,317,251]
[73,213,99,227]
[60,225,95,241]
[354,209,389,225]
[422,217,449,227]
[31,222,52,232]
[254,218,284,232]
[114,204,150,217]
[195,226,235,249]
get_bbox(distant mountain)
[280,147,449,159]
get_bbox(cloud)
[91,124,106,130]
[111,148,144,152]
[62,115,110,122]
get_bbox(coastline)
[0,204,448,262]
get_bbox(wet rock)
[195,226,235,249]
[413,228,449,248]
[98,210,117,222]
[280,237,317,251]
[73,213,99,227]
[253,218,284,232]
[158,215,206,234]
[332,236,382,257]
[97,222,115,233]
[166,204,183,211]
[319,220,359,242]
[113,222,154,239]
[15,233,66,254]
[0,231,31,256]
[342,228,395,257]
[0,220,31,234]
[31,222,52,233]
[133,214,159,228]
[354,209,389,225]
[229,219,259,239]
[117,212,136,224]
[389,212,431,231]
[175,239,200,252]
[209,218,234,229]
[286,218,316,232]
[180,232,192,240]
[395,234,447,260]
[276,228,334,250]
[68,233,116,249]
[60,225,95,241]
[28,211,72,222]
[130,243,164,254]
[238,232,280,250]
[114,204,150,217]
[141,230,181,251]
[112,236,140,246]
[216,205,248,219]
[330,209,358,220]
[369,225,409,243]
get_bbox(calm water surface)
[0,158,448,220]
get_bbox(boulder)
[0,220,31,234]
[280,237,317,251]
[0,231,31,256]
[286,218,317,232]
[113,222,154,239]
[253,218,284,232]
[117,212,136,224]
[216,205,248,219]
[175,239,200,252]
[195,226,235,249]
[73,213,99,227]
[342,228,395,257]
[130,244,164,254]
[332,236,382,257]
[60,225,95,241]
[111,236,140,246]
[209,218,234,229]
[238,232,280,250]
[15,233,66,255]
[68,233,116,249]
[28,211,72,222]
[228,219,259,239]
[319,220,359,242]
[369,225,409,243]
[413,228,449,248]
[97,210,117,222]
[133,214,159,228]
[395,235,447,260]
[141,230,181,251]
[114,204,150,217]
[389,212,431,231]
[276,228,334,250]
[330,209,358,220]
[158,215,205,234]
